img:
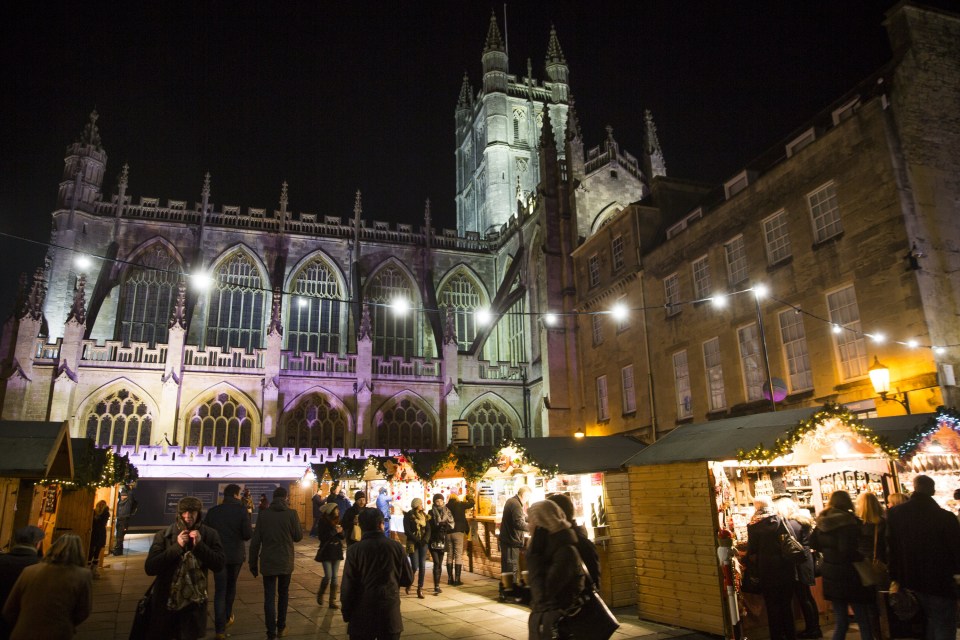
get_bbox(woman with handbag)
[526,500,585,640]
[426,494,454,595]
[810,491,877,640]
[403,498,429,598]
[746,496,799,640]
[776,497,822,639]
[315,502,344,609]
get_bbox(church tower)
[455,15,570,236]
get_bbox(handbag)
[315,538,333,562]
[813,550,824,577]
[778,517,807,564]
[128,581,155,640]
[854,526,890,588]
[558,557,619,640]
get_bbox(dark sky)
[0,1,901,319]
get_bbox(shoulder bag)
[558,556,620,640]
[128,580,155,640]
[853,525,890,587]
[778,517,807,564]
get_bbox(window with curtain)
[118,245,181,347]
[288,257,342,354]
[85,388,153,450]
[206,253,266,352]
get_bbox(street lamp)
[868,356,911,414]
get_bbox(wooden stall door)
[0,478,19,550]
[54,488,95,557]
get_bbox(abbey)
[0,15,662,461]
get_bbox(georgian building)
[574,2,960,439]
[0,15,660,465]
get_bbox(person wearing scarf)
[746,495,799,640]
[426,494,454,594]
[526,500,585,640]
[144,496,225,640]
[403,498,429,598]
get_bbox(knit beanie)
[320,502,339,515]
[354,490,365,501]
[527,500,570,534]
[411,498,423,509]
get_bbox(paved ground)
[75,534,705,640]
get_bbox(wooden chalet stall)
[883,407,960,508]
[465,436,646,608]
[625,405,911,637]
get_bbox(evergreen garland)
[328,455,370,480]
[897,406,960,458]
[47,445,139,490]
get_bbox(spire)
[268,288,283,335]
[20,267,47,321]
[545,25,566,65]
[358,303,372,341]
[443,306,457,345]
[118,163,129,191]
[644,109,667,178]
[169,280,187,330]
[565,98,582,142]
[540,102,555,149]
[483,11,505,53]
[423,198,432,231]
[66,275,87,325]
[79,110,103,150]
[457,72,473,109]
[353,189,363,227]
[201,172,211,200]
[279,181,288,215]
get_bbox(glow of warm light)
[190,271,213,291]
[543,313,558,327]
[610,303,628,321]
[297,297,308,308]
[834,439,851,455]
[753,283,769,299]
[711,294,728,309]
[574,428,585,438]
[933,346,946,355]
[870,333,886,344]
[868,356,891,396]
[75,255,92,271]
[906,339,919,349]
[928,443,944,454]
[391,297,411,315]
[832,324,843,334]
[475,307,492,325]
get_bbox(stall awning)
[514,435,647,474]
[624,407,820,466]
[861,413,937,451]
[0,420,73,478]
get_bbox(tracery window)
[185,392,253,451]
[466,399,515,446]
[85,388,153,449]
[438,273,482,351]
[366,265,415,358]
[506,294,526,366]
[206,253,266,352]
[280,394,346,451]
[376,398,434,450]
[288,257,342,354]
[118,245,181,346]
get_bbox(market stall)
[462,436,645,608]
[624,405,911,638]
[880,407,960,508]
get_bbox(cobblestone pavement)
[74,534,706,640]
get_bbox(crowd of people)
[742,474,960,640]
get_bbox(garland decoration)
[737,403,897,462]
[897,406,960,458]
[46,444,139,490]
[327,455,371,480]
[404,448,457,482]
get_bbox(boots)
[446,563,454,585]
[317,577,329,605]
[454,565,462,586]
[328,582,339,609]
[416,587,425,599]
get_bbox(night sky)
[0,1,903,320]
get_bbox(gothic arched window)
[206,253,266,352]
[186,392,253,451]
[465,399,515,446]
[118,245,181,346]
[438,272,482,351]
[366,265,415,358]
[376,398,434,450]
[288,257,342,354]
[85,388,153,450]
[280,394,347,451]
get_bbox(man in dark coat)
[0,526,44,640]
[747,496,799,640]
[204,483,252,640]
[341,491,367,547]
[498,485,529,595]
[144,496,225,640]
[340,508,413,640]
[112,488,137,555]
[249,486,303,640]
[887,474,960,639]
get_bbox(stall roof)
[0,421,73,478]
[514,435,647,474]
[861,412,937,449]
[625,407,821,466]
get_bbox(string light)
[711,294,728,309]
[75,255,92,271]
[542,313,558,327]
[610,303,629,321]
[475,307,492,325]
[390,297,410,315]
[190,271,212,291]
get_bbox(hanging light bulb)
[543,313,558,327]
[475,307,492,326]
[753,283,769,299]
[190,271,213,291]
[832,324,843,334]
[711,294,728,309]
[906,339,919,349]
[870,332,886,344]
[74,255,92,271]
[391,297,411,315]
[610,303,628,321]
[297,297,308,308]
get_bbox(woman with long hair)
[315,502,344,609]
[747,495,798,640]
[2,533,92,639]
[426,494,454,595]
[89,500,110,578]
[403,497,429,598]
[776,497,821,638]
[810,491,876,640]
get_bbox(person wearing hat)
[426,494,454,595]
[144,495,225,640]
[249,487,303,640]
[341,491,367,547]
[0,525,45,638]
[526,500,586,640]
[403,497,429,598]
[204,484,252,640]
[315,502,344,609]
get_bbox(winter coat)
[144,519,225,640]
[499,495,527,549]
[204,496,253,565]
[810,508,873,603]
[785,517,816,586]
[328,493,351,518]
[403,509,428,555]
[887,494,960,598]
[2,562,92,640]
[115,495,135,520]
[249,498,303,576]
[858,519,886,565]
[90,508,110,550]
[316,519,344,562]
[0,547,41,610]
[340,531,413,637]
[527,526,585,614]
[572,524,601,586]
[426,505,454,550]
[311,493,325,520]
[448,497,475,534]
[746,513,797,591]
[376,492,392,533]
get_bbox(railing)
[372,356,441,379]
[478,361,525,380]
[183,345,264,370]
[280,352,357,375]
[81,340,167,365]
[583,146,643,182]
[33,338,62,360]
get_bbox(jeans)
[430,548,445,587]
[263,574,292,636]
[409,546,427,588]
[913,592,957,640]
[213,563,242,632]
[321,559,340,583]
[830,600,876,640]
